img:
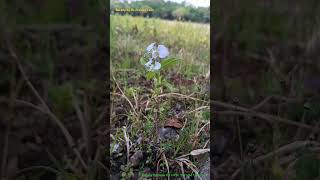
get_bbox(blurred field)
[110,15,210,76]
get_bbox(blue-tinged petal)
[144,59,153,70]
[146,42,155,52]
[158,45,169,58]
[152,49,158,58]
[152,62,161,71]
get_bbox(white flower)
[144,42,169,71]
[144,59,161,71]
[146,42,155,52]
[146,43,169,59]
[151,49,158,58]
[157,45,169,58]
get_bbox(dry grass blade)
[162,152,170,180]
[213,98,318,130]
[156,158,161,180]
[309,118,320,138]
[112,92,139,117]
[184,106,209,117]
[266,49,286,82]
[71,93,92,160]
[190,149,210,156]
[65,156,83,177]
[202,139,210,149]
[284,159,298,180]
[214,110,315,130]
[250,95,303,110]
[181,117,188,130]
[176,157,201,179]
[158,93,209,103]
[94,106,108,125]
[16,166,60,176]
[0,97,45,114]
[132,90,139,111]
[196,121,210,137]
[176,161,186,180]
[122,127,131,163]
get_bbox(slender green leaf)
[140,57,147,65]
[161,58,179,69]
[163,80,175,91]
[146,71,155,80]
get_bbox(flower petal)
[158,45,169,58]
[146,42,155,52]
[152,62,161,71]
[144,59,153,69]
[152,49,158,58]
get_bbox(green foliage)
[174,126,193,156]
[140,57,147,66]
[162,141,173,152]
[111,0,209,23]
[146,71,155,80]
[160,58,179,70]
[295,154,320,180]
[59,172,78,180]
[145,117,153,133]
[3,0,102,24]
[39,0,67,23]
[202,110,210,120]
[162,79,175,92]
[271,161,285,180]
[173,7,189,20]
[120,163,134,179]
[48,83,73,117]
[125,87,140,98]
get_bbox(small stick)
[72,93,92,160]
[122,127,131,163]
[215,110,315,130]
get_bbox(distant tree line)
[110,0,210,23]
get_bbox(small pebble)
[158,127,179,140]
[196,160,210,180]
[129,150,144,167]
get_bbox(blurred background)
[213,0,320,179]
[0,1,108,179]
[111,0,210,23]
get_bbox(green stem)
[152,72,162,143]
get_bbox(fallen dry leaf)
[164,117,183,129]
[190,148,210,156]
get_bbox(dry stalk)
[158,93,209,103]
[214,110,315,130]
[196,121,210,137]
[212,98,318,130]
[162,152,170,180]
[122,127,131,163]
[71,93,92,160]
